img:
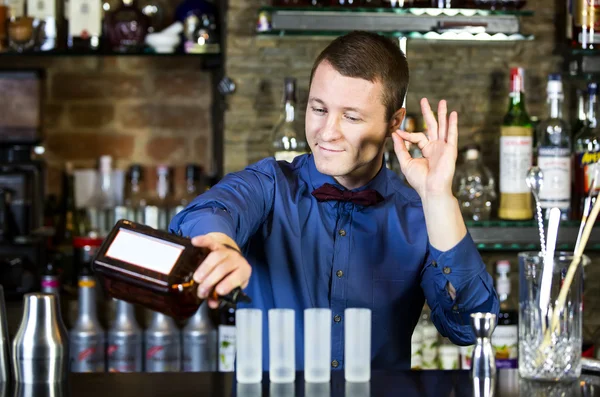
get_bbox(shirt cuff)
[427,232,492,311]
[169,207,236,241]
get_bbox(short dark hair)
[309,31,409,122]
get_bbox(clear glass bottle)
[217,303,236,372]
[536,74,571,221]
[175,0,219,54]
[144,165,171,231]
[573,82,600,222]
[123,164,147,224]
[26,0,63,51]
[272,77,308,163]
[452,144,496,222]
[104,0,149,53]
[573,89,587,141]
[491,260,518,369]
[498,67,533,221]
[88,155,119,237]
[170,164,203,220]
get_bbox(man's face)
[306,61,391,188]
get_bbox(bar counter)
[3,369,600,397]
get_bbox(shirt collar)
[307,154,388,196]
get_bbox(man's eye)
[345,115,361,122]
[311,107,326,114]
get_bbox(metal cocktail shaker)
[12,293,69,383]
[0,285,10,383]
[470,312,497,397]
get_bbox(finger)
[421,98,438,141]
[437,100,447,142]
[392,132,413,171]
[448,111,459,147]
[397,130,430,150]
[208,299,220,309]
[193,249,230,283]
[215,266,252,297]
[191,235,221,251]
[197,259,238,298]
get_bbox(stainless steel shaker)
[13,380,68,397]
[12,293,69,383]
[470,312,497,397]
[0,285,10,383]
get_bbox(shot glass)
[236,309,262,384]
[269,309,295,383]
[304,308,331,383]
[344,308,371,383]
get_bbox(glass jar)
[104,0,150,53]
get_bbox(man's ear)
[386,108,406,137]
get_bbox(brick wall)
[0,56,213,196]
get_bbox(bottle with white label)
[68,0,102,51]
[27,0,63,50]
[410,319,423,370]
[491,260,518,369]
[536,74,572,220]
[419,305,439,370]
[218,303,236,372]
[498,67,533,220]
[271,77,309,163]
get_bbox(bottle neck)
[186,178,198,196]
[78,277,98,321]
[284,100,296,123]
[508,91,526,112]
[157,175,169,201]
[548,96,563,119]
[578,95,587,122]
[115,300,135,322]
[496,273,510,304]
[588,94,597,129]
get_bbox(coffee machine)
[0,70,46,300]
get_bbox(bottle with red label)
[107,299,143,372]
[69,268,106,372]
[573,82,600,221]
[144,311,181,372]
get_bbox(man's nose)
[319,115,343,142]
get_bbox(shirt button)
[338,229,346,237]
[334,315,342,323]
[331,360,339,368]
[336,270,344,278]
[432,261,438,268]
[443,266,451,275]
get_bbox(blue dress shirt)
[169,154,499,371]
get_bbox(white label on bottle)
[538,147,571,209]
[218,325,236,372]
[5,0,24,17]
[27,0,56,19]
[274,151,305,163]
[438,345,460,370]
[410,342,423,369]
[496,277,510,296]
[500,135,533,194]
[491,324,518,369]
[69,0,101,38]
[460,345,474,370]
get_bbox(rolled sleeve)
[170,207,236,240]
[421,232,499,345]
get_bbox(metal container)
[13,381,68,397]
[12,293,68,383]
[107,300,143,372]
[183,302,216,372]
[0,285,9,383]
[69,273,105,373]
[471,313,497,397]
[145,311,181,372]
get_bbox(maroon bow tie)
[311,183,384,207]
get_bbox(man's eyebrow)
[308,97,363,113]
[308,97,325,105]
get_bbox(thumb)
[392,131,412,171]
[191,235,221,250]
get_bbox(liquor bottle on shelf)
[70,268,106,372]
[175,0,220,54]
[170,164,204,220]
[438,338,459,370]
[41,260,60,296]
[144,165,172,231]
[498,67,533,221]
[107,299,143,372]
[571,0,600,49]
[217,303,236,372]
[68,0,102,51]
[382,0,412,8]
[573,82,600,221]
[452,144,496,222]
[54,161,79,284]
[88,155,119,237]
[138,0,169,33]
[26,0,64,51]
[183,302,217,372]
[122,164,147,224]
[573,89,587,141]
[491,260,518,369]
[145,311,181,372]
[419,304,438,370]
[5,0,24,17]
[272,77,309,162]
[536,74,571,221]
[104,0,150,53]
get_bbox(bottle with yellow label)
[498,67,533,221]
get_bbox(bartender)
[169,30,499,371]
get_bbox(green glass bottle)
[498,67,533,221]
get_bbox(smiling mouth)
[319,146,344,153]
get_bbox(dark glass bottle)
[104,0,150,53]
[217,303,236,372]
[175,0,220,54]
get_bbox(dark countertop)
[3,369,600,397]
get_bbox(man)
[169,31,499,370]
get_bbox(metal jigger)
[12,293,69,383]
[470,313,497,397]
[0,286,10,384]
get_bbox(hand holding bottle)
[191,233,252,309]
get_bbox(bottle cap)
[510,67,525,93]
[547,74,563,97]
[496,260,510,274]
[461,143,481,160]
[157,165,170,177]
[588,82,597,96]
[99,155,112,173]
